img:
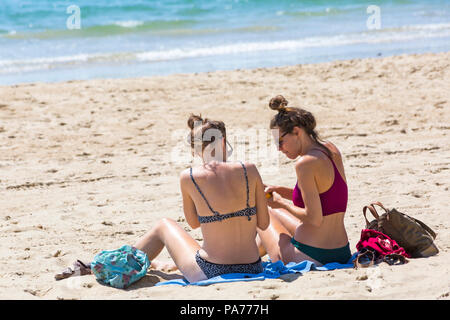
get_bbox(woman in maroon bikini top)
[292,147,348,215]
[257,95,352,266]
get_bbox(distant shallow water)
[1,0,450,85]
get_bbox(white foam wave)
[1,22,450,74]
[136,24,450,62]
[391,22,450,32]
[113,20,144,28]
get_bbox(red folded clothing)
[356,229,411,258]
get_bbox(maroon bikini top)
[292,149,348,216]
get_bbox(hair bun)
[187,114,204,130]
[269,95,288,112]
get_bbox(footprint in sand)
[262,284,280,290]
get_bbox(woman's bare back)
[181,161,268,264]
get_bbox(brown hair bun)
[187,114,227,153]
[269,95,289,112]
[187,114,204,130]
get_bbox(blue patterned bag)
[91,245,150,289]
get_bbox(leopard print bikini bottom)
[195,250,263,279]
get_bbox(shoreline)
[0,51,449,299]
[1,50,447,88]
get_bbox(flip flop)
[74,260,92,275]
[383,254,408,266]
[55,260,91,280]
[353,249,375,269]
[54,266,75,281]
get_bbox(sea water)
[0,0,449,84]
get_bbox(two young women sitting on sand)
[56,95,351,283]
[131,95,351,282]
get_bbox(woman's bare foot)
[150,259,178,272]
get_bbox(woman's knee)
[156,217,177,229]
[155,218,177,237]
[269,208,299,235]
[267,208,282,226]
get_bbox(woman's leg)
[133,218,207,283]
[257,209,320,265]
[257,209,291,262]
[256,207,300,257]
[269,207,301,236]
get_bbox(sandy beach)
[0,51,449,300]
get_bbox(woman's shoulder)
[236,161,259,176]
[180,165,207,180]
[180,168,193,185]
[323,141,342,158]
[181,161,257,176]
[238,160,256,170]
[223,161,260,182]
[295,142,342,170]
[218,160,256,170]
[295,154,318,172]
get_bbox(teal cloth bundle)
[91,245,150,289]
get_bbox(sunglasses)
[277,131,289,149]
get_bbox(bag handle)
[369,201,389,214]
[362,201,389,228]
[362,205,380,227]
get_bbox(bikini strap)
[313,148,346,187]
[238,161,253,221]
[313,148,338,169]
[238,161,250,208]
[189,167,219,215]
[312,147,331,159]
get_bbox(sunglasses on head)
[186,133,233,156]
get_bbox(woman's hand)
[264,184,287,208]
[265,190,287,209]
[263,184,279,195]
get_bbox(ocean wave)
[154,25,280,36]
[176,6,214,16]
[285,6,350,17]
[2,22,450,74]
[398,22,450,31]
[2,19,199,39]
[360,22,450,35]
[113,20,145,28]
[1,21,281,40]
[136,25,450,62]
[0,53,136,74]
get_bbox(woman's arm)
[250,164,270,230]
[275,186,294,200]
[272,157,323,227]
[180,170,201,229]
[264,185,294,201]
